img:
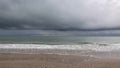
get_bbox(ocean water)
[0,36,120,58]
[1,35,120,44]
[0,36,120,51]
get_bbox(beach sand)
[0,53,120,68]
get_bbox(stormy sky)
[0,0,120,35]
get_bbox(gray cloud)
[0,0,120,31]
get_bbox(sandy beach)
[0,53,120,68]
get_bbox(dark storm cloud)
[0,0,120,31]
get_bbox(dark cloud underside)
[0,0,120,33]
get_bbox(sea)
[0,35,120,58]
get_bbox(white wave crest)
[0,43,120,52]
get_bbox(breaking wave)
[0,42,120,52]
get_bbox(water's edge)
[0,44,120,59]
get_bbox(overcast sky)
[0,0,120,35]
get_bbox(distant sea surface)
[0,35,120,44]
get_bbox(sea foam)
[0,43,120,52]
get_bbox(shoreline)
[0,48,120,59]
[0,44,120,68]
[0,53,120,68]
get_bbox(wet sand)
[0,53,120,68]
